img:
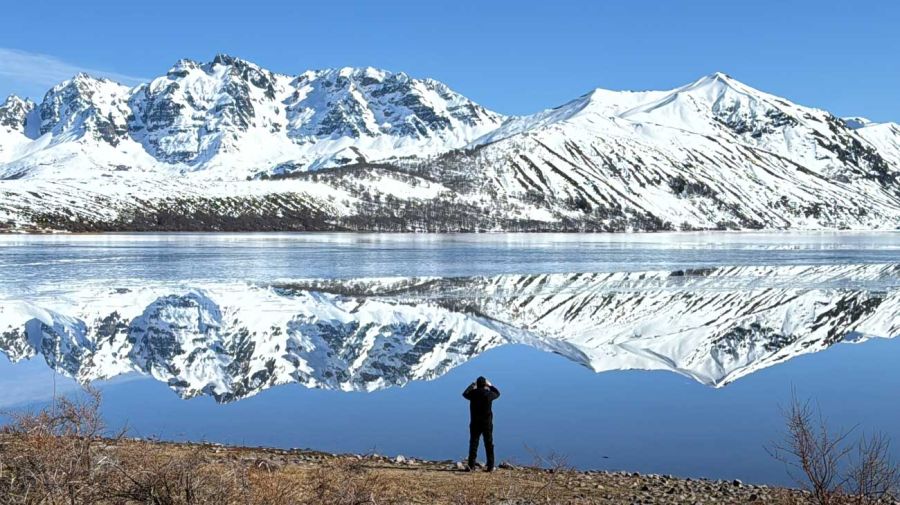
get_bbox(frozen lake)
[3,231,900,287]
[1,232,899,485]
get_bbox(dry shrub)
[245,469,303,505]
[103,442,243,504]
[845,432,900,505]
[108,445,301,505]
[0,387,111,505]
[524,446,578,502]
[450,477,493,505]
[449,472,520,505]
[769,391,900,505]
[302,458,392,504]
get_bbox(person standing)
[462,376,500,471]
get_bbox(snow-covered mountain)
[126,55,503,175]
[464,72,900,230]
[0,55,502,182]
[1,59,899,232]
[1,264,898,401]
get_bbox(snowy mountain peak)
[211,52,250,66]
[207,54,278,90]
[286,65,503,141]
[122,56,505,171]
[1,95,35,110]
[0,95,35,132]
[855,121,900,168]
[688,71,765,95]
[166,58,201,77]
[39,74,132,145]
[128,54,282,164]
[0,96,38,162]
[333,66,392,81]
[696,71,737,85]
[618,71,792,133]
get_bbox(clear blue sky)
[1,0,898,121]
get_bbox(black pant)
[468,423,494,469]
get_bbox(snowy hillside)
[854,121,900,168]
[1,59,899,232]
[1,264,898,401]
[462,72,900,230]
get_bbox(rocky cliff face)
[1,264,897,402]
[128,56,280,164]
[65,54,505,171]
[38,74,133,146]
[0,96,37,163]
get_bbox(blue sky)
[1,0,898,121]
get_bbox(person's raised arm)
[489,384,500,400]
[462,382,476,399]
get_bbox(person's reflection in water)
[462,376,501,471]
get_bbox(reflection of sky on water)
[4,338,899,486]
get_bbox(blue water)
[1,232,899,485]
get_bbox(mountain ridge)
[1,56,899,232]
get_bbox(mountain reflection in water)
[1,264,898,402]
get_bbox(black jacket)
[463,384,500,425]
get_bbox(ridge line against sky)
[0,0,897,121]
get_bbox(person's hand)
[485,380,492,387]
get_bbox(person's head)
[476,376,487,388]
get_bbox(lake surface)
[1,232,899,485]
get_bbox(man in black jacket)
[462,376,500,471]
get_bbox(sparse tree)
[845,432,900,504]
[768,390,900,505]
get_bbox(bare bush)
[845,432,900,505]
[524,445,578,502]
[449,470,523,505]
[302,458,392,504]
[102,442,243,504]
[245,469,303,505]
[0,387,112,505]
[450,476,493,505]
[769,391,900,505]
